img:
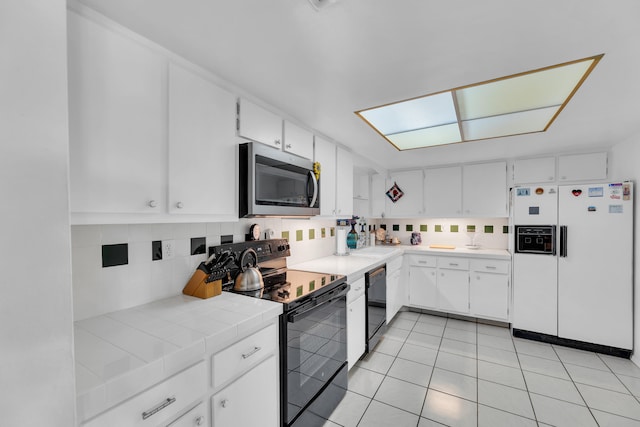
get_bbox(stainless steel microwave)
[239,141,319,217]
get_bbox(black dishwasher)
[365,265,387,353]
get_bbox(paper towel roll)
[336,228,347,255]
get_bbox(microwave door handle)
[308,170,318,207]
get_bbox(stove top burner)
[209,238,346,310]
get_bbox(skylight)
[355,55,603,150]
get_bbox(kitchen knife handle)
[560,226,568,258]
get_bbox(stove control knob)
[278,290,290,298]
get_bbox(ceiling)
[74,0,640,171]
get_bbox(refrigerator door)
[558,182,633,350]
[513,252,558,335]
[513,185,558,225]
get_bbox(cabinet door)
[386,267,405,323]
[283,120,314,160]
[370,174,386,218]
[237,98,283,149]
[408,266,437,310]
[438,269,469,314]
[353,174,370,218]
[347,294,366,370]
[354,174,370,200]
[558,152,607,182]
[470,272,509,321]
[462,162,507,217]
[68,12,165,214]
[424,166,462,217]
[335,147,354,216]
[168,63,237,215]
[513,157,555,184]
[314,137,336,216]
[212,355,278,427]
[386,170,424,217]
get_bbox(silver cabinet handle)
[141,396,175,420]
[485,266,496,269]
[195,416,205,426]
[286,144,292,149]
[242,346,261,359]
[176,202,184,209]
[148,200,158,208]
[418,260,427,264]
[221,399,229,408]
[275,139,281,145]
[449,263,459,266]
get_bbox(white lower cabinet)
[347,293,366,370]
[469,259,510,321]
[408,263,437,311]
[406,254,510,322]
[212,355,279,427]
[386,256,407,323]
[438,268,469,314]
[166,402,207,427]
[83,362,206,427]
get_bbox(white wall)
[0,0,76,425]
[72,218,338,320]
[610,133,640,365]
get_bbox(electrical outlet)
[163,240,175,259]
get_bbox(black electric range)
[208,238,349,427]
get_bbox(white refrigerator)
[512,181,633,351]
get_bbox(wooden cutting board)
[429,244,456,249]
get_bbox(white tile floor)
[324,311,640,427]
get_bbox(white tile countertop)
[290,245,511,282]
[74,292,282,422]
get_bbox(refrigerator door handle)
[559,225,568,258]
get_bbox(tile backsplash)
[71,218,336,320]
[371,218,509,249]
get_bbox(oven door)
[282,284,348,427]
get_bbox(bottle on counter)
[369,225,376,246]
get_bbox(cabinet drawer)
[83,362,206,427]
[437,257,469,270]
[212,323,277,388]
[470,259,509,274]
[408,255,437,267]
[166,402,207,427]
[387,256,404,272]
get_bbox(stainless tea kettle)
[233,248,264,292]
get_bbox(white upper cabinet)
[283,120,314,160]
[168,63,237,215]
[558,152,607,182]
[68,11,166,215]
[424,166,462,217]
[354,174,370,200]
[314,136,337,216]
[336,147,354,217]
[462,162,508,217]
[513,157,556,184]
[386,170,424,217]
[370,174,386,218]
[236,98,283,150]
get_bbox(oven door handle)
[287,287,347,323]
